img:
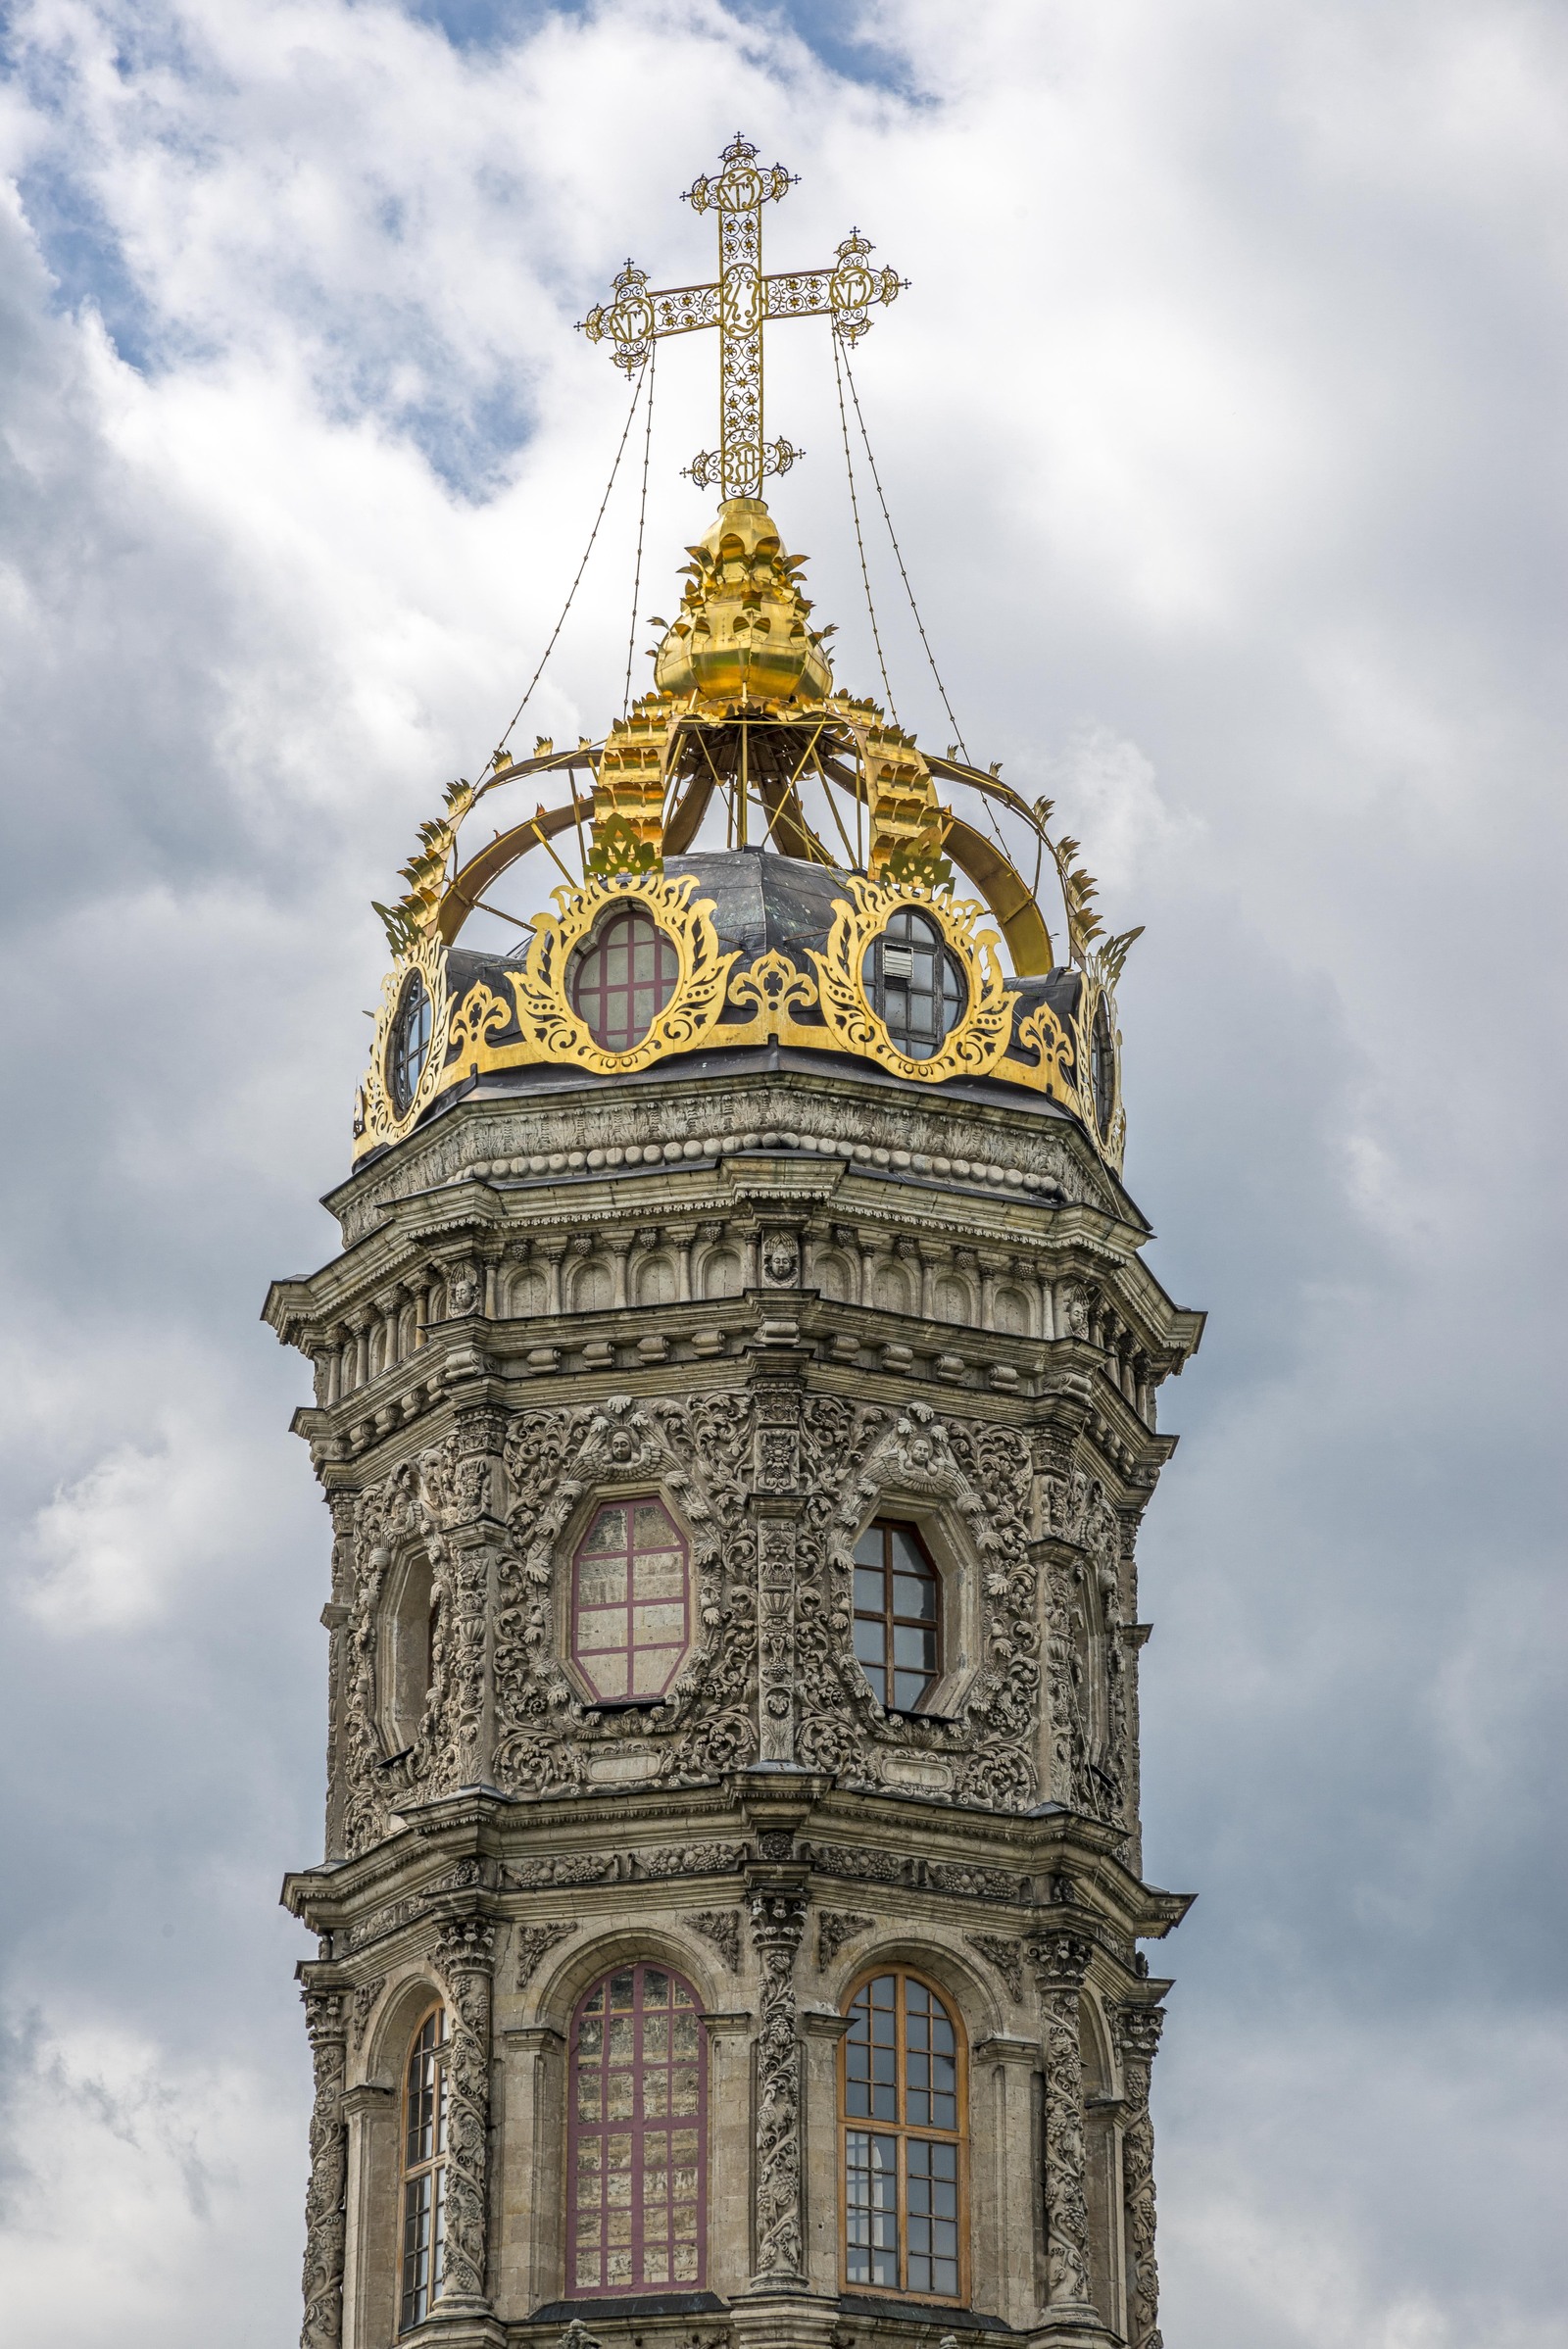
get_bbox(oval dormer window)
[862,910,964,1062]
[387,970,433,1116]
[570,906,679,1052]
[1091,991,1116,1138]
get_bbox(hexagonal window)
[853,1519,942,1712]
[571,1497,691,1701]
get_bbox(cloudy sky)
[1,1,1564,2342]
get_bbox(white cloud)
[23,1410,248,1632]
[0,2017,300,2345]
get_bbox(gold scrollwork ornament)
[808,875,1013,1084]
[355,930,452,1155]
[506,871,739,1077]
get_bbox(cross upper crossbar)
[578,133,905,502]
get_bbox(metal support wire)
[622,340,657,715]
[840,338,968,763]
[487,357,651,770]
[832,327,898,720]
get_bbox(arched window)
[853,1521,941,1711]
[862,910,964,1061]
[841,1970,965,2303]
[399,2005,447,2330]
[570,906,679,1052]
[568,1963,707,2295]
[381,1552,439,1754]
[571,1499,691,1703]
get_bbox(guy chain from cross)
[578,133,905,503]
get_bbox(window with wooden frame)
[840,1968,966,2303]
[568,1962,708,2296]
[569,905,679,1052]
[852,1520,942,1712]
[570,1499,692,1703]
[399,2004,448,2331]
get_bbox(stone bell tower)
[267,135,1200,2349]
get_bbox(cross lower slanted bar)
[578,133,905,502]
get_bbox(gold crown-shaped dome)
[652,497,834,705]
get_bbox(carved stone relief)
[796,1399,1042,1810]
[1115,2002,1167,2349]
[299,1990,347,2349]
[491,1392,759,1798]
[431,1919,497,2310]
[963,1933,1025,2002]
[816,1910,875,1968]
[686,1910,743,1971]
[514,1921,578,1989]
[1040,1468,1130,1826]
[749,1888,808,2281]
[1028,1932,1095,2313]
[347,1975,386,2053]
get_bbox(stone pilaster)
[1114,2002,1167,2349]
[748,1884,808,2285]
[1027,1931,1102,2333]
[300,1988,348,2349]
[431,1918,498,2317]
[751,1370,803,1766]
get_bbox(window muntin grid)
[861,909,964,1062]
[399,2005,447,2331]
[569,906,679,1052]
[571,1499,691,1702]
[568,1963,707,2296]
[852,1520,941,1712]
[387,971,433,1116]
[841,1970,964,2304]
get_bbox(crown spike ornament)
[579,132,905,499]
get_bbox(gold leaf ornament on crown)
[355,872,1102,1160]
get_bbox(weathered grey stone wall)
[272,1065,1200,2349]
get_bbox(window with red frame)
[568,1963,707,2295]
[570,1499,690,1702]
[569,905,679,1052]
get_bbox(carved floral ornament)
[335,1391,1140,1854]
[355,867,1116,1167]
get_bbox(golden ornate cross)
[579,133,905,502]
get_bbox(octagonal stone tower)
[267,493,1202,2349]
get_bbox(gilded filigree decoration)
[579,134,902,503]
[506,872,738,1077]
[350,856,1132,1169]
[354,928,452,1157]
[808,876,1014,1085]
